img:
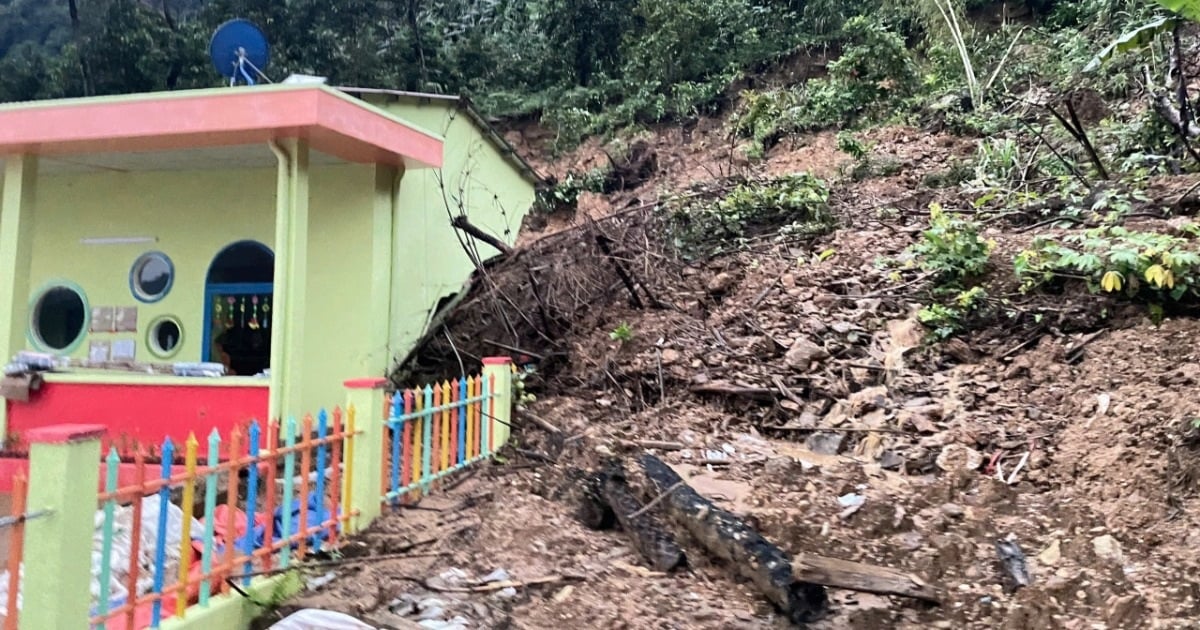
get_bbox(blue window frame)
[202,282,274,364]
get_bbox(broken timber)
[578,467,686,573]
[638,454,828,625]
[791,555,942,605]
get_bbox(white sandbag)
[269,609,376,630]
[0,563,23,617]
[0,494,204,620]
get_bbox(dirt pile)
[295,120,1200,629]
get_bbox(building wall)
[28,167,276,363]
[297,165,378,415]
[366,96,537,365]
[18,162,377,418]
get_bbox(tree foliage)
[0,0,1172,148]
[0,1,856,114]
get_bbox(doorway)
[203,241,274,376]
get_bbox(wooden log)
[689,382,779,401]
[637,454,828,625]
[576,467,686,573]
[576,471,617,531]
[450,214,514,255]
[791,555,942,605]
[602,468,686,573]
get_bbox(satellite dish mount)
[210,19,272,86]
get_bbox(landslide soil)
[275,122,1200,629]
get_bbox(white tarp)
[0,496,203,621]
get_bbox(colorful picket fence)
[86,409,354,629]
[2,475,29,630]
[0,357,514,630]
[383,372,500,503]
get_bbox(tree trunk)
[636,454,828,624]
[67,0,94,96]
[406,0,428,90]
[592,466,686,573]
[161,0,182,90]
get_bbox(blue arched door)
[202,241,274,375]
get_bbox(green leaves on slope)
[1155,0,1200,22]
[1085,15,1176,72]
[1085,0,1200,72]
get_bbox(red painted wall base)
[5,379,269,462]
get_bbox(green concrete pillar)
[19,424,104,630]
[344,378,386,533]
[267,139,309,423]
[0,155,38,436]
[368,165,400,373]
[481,357,514,448]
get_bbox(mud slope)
[280,123,1200,629]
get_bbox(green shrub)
[1015,226,1200,302]
[732,16,918,153]
[533,168,609,214]
[918,286,990,340]
[906,203,994,285]
[666,173,833,258]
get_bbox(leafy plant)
[1087,0,1200,70]
[513,367,537,408]
[918,286,989,340]
[532,168,608,214]
[906,202,994,285]
[1015,226,1200,304]
[610,322,634,343]
[666,174,833,258]
[972,137,1023,185]
[836,131,871,160]
[732,16,918,152]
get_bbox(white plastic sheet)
[269,609,376,630]
[0,496,204,620]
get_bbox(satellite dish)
[209,19,271,86]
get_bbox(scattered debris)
[995,539,1031,591]
[1037,539,1062,566]
[936,444,984,473]
[1092,534,1124,564]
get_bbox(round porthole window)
[148,316,183,358]
[30,283,89,353]
[130,252,174,303]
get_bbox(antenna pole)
[234,47,257,86]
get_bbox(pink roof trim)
[0,87,442,168]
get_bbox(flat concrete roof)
[0,85,444,175]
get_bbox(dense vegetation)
[8,0,1200,338]
[0,0,1068,127]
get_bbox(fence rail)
[0,357,514,630]
[384,373,499,503]
[87,409,355,630]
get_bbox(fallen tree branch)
[595,234,645,309]
[451,214,515,255]
[226,537,443,580]
[637,454,828,624]
[482,339,546,361]
[517,409,562,435]
[627,481,684,520]
[689,382,779,401]
[619,439,686,451]
[791,554,942,605]
[596,468,687,572]
[1046,99,1108,180]
[425,573,583,593]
